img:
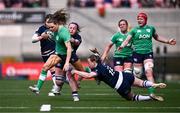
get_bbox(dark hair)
[118,19,128,26]
[89,54,101,63]
[44,14,53,22]
[69,22,80,32]
[47,9,70,25]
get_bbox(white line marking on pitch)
[1,106,179,110]
[0,107,29,109]
[53,106,180,109]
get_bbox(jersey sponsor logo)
[139,34,150,39]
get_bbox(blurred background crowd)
[67,0,180,8]
[0,0,48,9]
[0,0,180,80]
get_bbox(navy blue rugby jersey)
[71,33,82,53]
[91,63,119,89]
[35,25,55,56]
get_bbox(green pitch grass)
[0,79,179,113]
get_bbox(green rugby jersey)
[53,26,71,55]
[111,32,132,58]
[129,25,156,54]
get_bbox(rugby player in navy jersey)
[31,14,59,94]
[68,22,86,88]
[70,49,167,101]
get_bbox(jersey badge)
[146,29,151,32]
[137,30,141,33]
[118,38,123,42]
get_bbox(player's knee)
[123,95,132,101]
[133,67,143,78]
[144,62,154,72]
[42,65,49,71]
[55,75,65,86]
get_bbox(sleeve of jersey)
[61,28,71,43]
[35,26,42,35]
[84,66,91,73]
[77,35,82,43]
[128,28,135,37]
[111,33,117,43]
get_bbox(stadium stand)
[0,0,179,65]
[67,0,180,8]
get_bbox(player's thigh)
[55,67,65,75]
[72,59,84,71]
[43,55,61,70]
[132,76,144,87]
[144,59,154,71]
[124,62,132,70]
[114,65,123,72]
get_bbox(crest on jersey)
[137,30,141,33]
[118,38,123,42]
[146,29,151,32]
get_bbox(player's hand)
[89,48,100,56]
[70,38,75,43]
[63,63,69,71]
[41,32,49,39]
[168,38,176,45]
[71,69,75,75]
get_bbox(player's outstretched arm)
[117,35,132,51]
[71,70,97,79]
[153,33,176,45]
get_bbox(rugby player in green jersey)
[118,12,176,96]
[29,9,79,101]
[102,19,133,73]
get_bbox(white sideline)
[54,106,180,109]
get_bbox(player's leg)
[123,63,132,73]
[66,70,79,101]
[49,67,57,86]
[72,60,84,87]
[133,77,166,89]
[144,53,155,95]
[132,52,144,78]
[123,56,133,73]
[127,92,153,101]
[48,67,65,96]
[144,59,154,82]
[117,73,153,101]
[133,63,143,78]
[127,92,164,101]
[132,76,166,101]
[29,54,61,94]
[113,57,124,72]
